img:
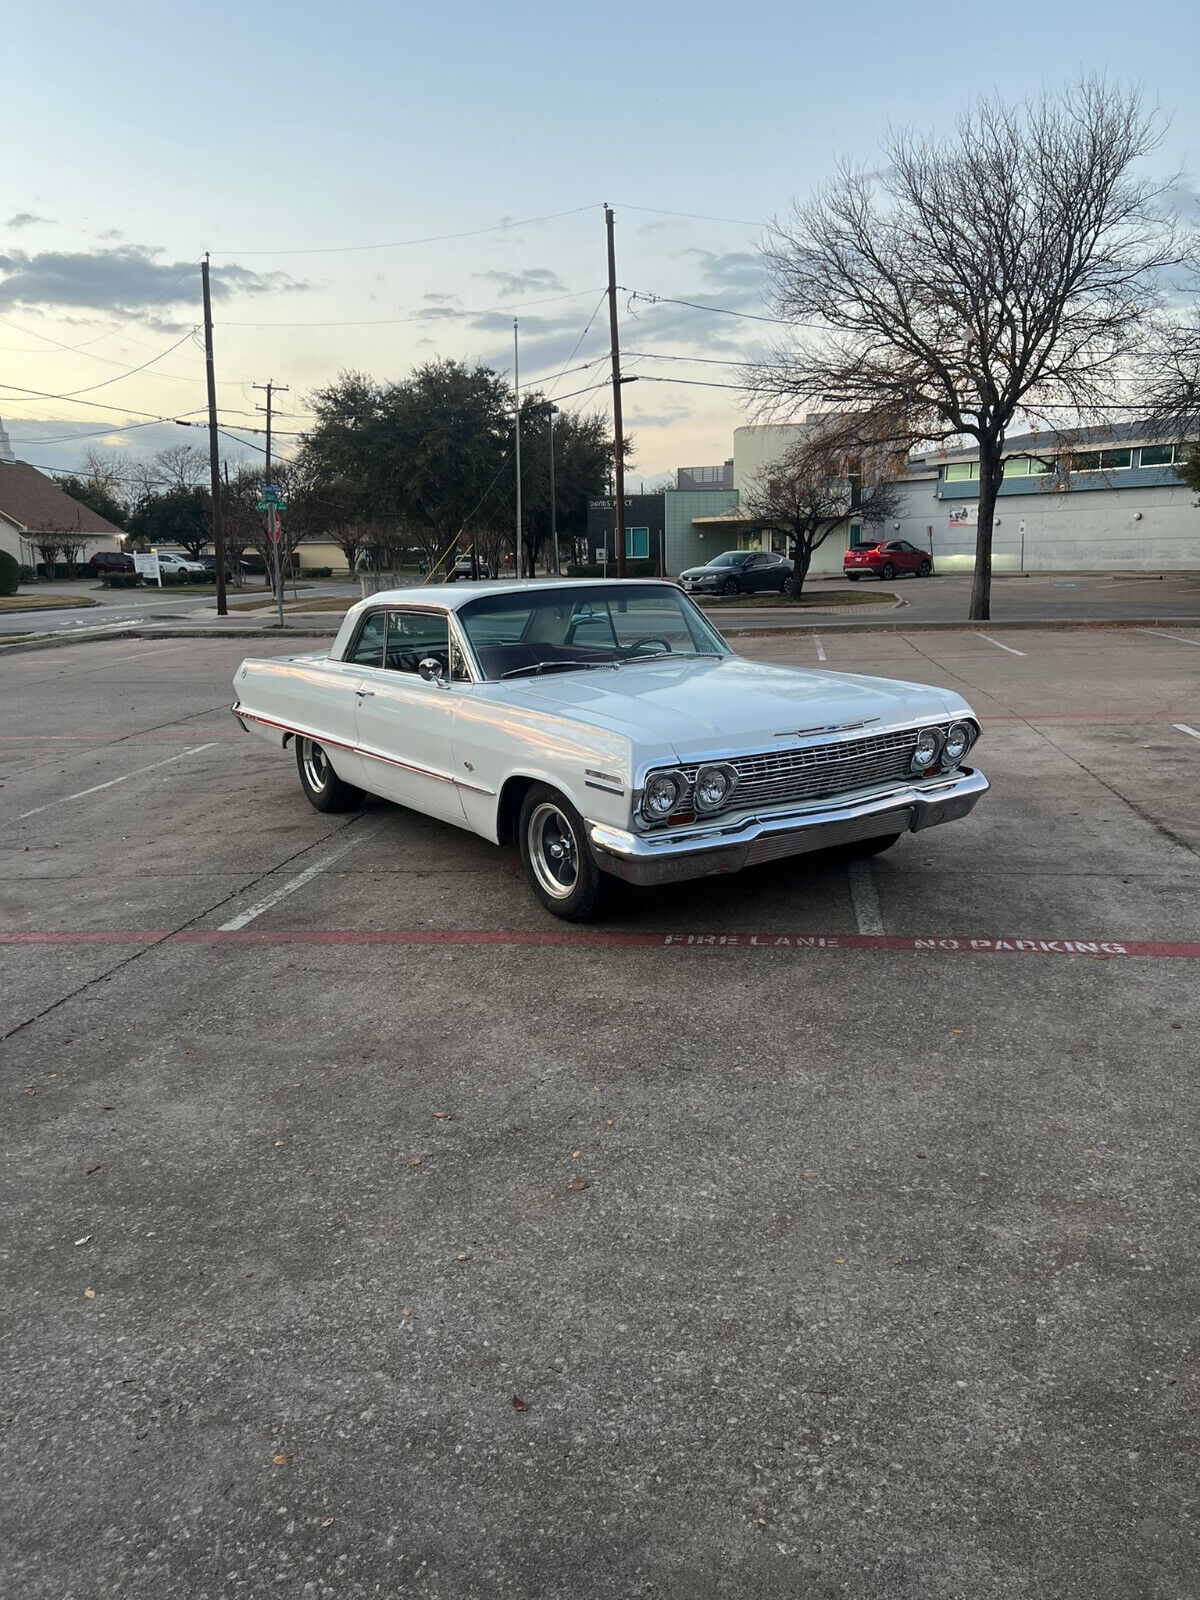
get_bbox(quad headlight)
[641,770,684,821]
[911,727,944,772]
[693,762,739,814]
[943,720,974,766]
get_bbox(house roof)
[910,418,1185,470]
[0,460,123,536]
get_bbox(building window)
[1074,449,1133,472]
[625,526,649,559]
[944,462,977,482]
[1138,444,1184,467]
[1002,458,1031,478]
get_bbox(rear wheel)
[845,573,860,583]
[779,574,791,594]
[881,562,896,580]
[295,737,364,813]
[519,783,618,922]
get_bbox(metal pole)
[513,320,523,579]
[201,255,227,615]
[548,407,559,575]
[605,205,627,578]
[254,379,289,626]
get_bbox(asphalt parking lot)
[3,626,1199,1598]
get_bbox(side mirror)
[418,657,448,688]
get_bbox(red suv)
[844,539,933,581]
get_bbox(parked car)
[678,550,793,596]
[156,552,208,577]
[448,555,492,580]
[844,540,934,581]
[232,579,987,921]
[85,551,135,577]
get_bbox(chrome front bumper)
[588,768,989,887]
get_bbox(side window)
[348,611,386,667]
[749,553,767,568]
[383,609,450,674]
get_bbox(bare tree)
[58,531,90,578]
[1141,302,1200,442]
[31,533,62,576]
[740,419,907,596]
[755,79,1186,619]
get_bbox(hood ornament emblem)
[775,717,881,738]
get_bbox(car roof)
[347,577,679,613]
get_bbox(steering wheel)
[620,636,673,658]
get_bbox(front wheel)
[918,560,932,577]
[721,577,740,595]
[295,737,365,813]
[519,784,618,922]
[881,562,896,580]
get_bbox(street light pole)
[548,405,560,575]
[513,319,523,580]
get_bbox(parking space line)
[3,929,1193,959]
[814,637,827,662]
[1175,724,1200,741]
[847,860,885,935]
[977,634,1027,656]
[17,743,218,819]
[217,837,364,931]
[1138,629,1200,648]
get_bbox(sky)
[3,0,1198,485]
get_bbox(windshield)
[457,584,729,681]
[705,551,746,568]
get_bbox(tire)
[918,560,932,577]
[722,577,740,596]
[881,562,895,580]
[845,574,860,583]
[295,737,365,813]
[839,832,902,859]
[779,575,791,595]
[519,783,618,922]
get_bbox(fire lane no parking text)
[0,928,1196,958]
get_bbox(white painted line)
[1175,723,1200,741]
[814,637,827,662]
[978,633,1026,657]
[847,859,885,937]
[1138,629,1200,648]
[18,743,218,819]
[218,837,363,932]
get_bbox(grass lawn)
[1,595,99,612]
[695,588,896,609]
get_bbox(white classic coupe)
[232,580,988,920]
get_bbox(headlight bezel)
[640,769,685,822]
[910,727,944,773]
[692,761,740,815]
[943,719,975,766]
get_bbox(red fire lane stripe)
[1,929,1198,958]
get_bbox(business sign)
[133,552,160,580]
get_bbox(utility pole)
[513,320,523,579]
[253,378,289,628]
[548,405,560,576]
[605,205,627,579]
[201,254,227,615]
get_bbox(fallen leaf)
[274,1140,285,1148]
[456,1252,470,1261]
[74,1235,91,1246]
[512,1396,528,1412]
[951,1029,964,1035]
[802,1171,817,1179]
[272,1454,292,1466]
[569,1177,589,1192]
[321,1517,334,1527]
[408,1156,422,1167]
[83,1288,96,1299]
[833,1258,846,1265]
[401,1307,411,1317]
[433,1111,452,1120]
[605,1119,613,1127]
[572,1150,581,1159]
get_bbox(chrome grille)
[673,727,931,815]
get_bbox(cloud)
[6,212,53,229]
[0,245,307,315]
[474,266,567,298]
[681,247,770,305]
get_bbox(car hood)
[678,565,729,579]
[498,656,973,761]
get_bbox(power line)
[613,202,763,227]
[219,287,604,329]
[214,202,601,258]
[627,289,789,326]
[38,330,199,399]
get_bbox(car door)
[744,552,770,592]
[350,605,468,824]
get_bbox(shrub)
[18,564,35,583]
[0,550,19,596]
[299,566,333,578]
[101,572,139,588]
[565,560,660,579]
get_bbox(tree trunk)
[792,538,813,598]
[969,439,1003,621]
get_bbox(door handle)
[356,689,375,698]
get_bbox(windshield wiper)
[500,660,608,680]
